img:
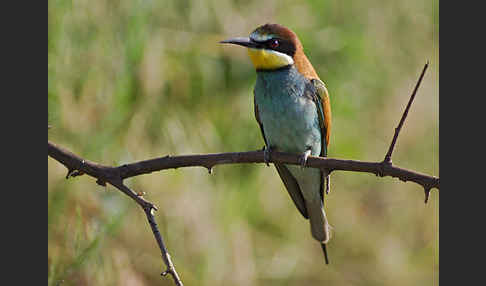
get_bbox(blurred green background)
[48,0,439,285]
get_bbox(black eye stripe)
[250,37,296,57]
[267,39,296,57]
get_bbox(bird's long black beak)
[219,37,259,48]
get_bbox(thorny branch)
[383,62,434,202]
[47,63,437,285]
[48,142,184,286]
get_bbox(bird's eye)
[270,39,279,48]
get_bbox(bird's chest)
[254,69,321,155]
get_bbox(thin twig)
[48,142,184,286]
[384,62,429,164]
[111,181,183,285]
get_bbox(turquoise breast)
[254,66,322,156]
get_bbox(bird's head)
[220,23,317,78]
[220,23,305,71]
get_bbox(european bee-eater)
[221,23,332,264]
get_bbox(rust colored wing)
[310,78,331,156]
[309,78,332,200]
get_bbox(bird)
[220,23,333,264]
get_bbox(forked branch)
[48,62,437,285]
[48,142,183,286]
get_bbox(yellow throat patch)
[247,48,294,70]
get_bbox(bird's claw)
[300,149,312,169]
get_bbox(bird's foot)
[263,146,272,167]
[66,169,85,179]
[300,149,312,169]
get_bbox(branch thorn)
[424,188,431,204]
[96,178,106,186]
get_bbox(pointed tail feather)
[307,199,330,244]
